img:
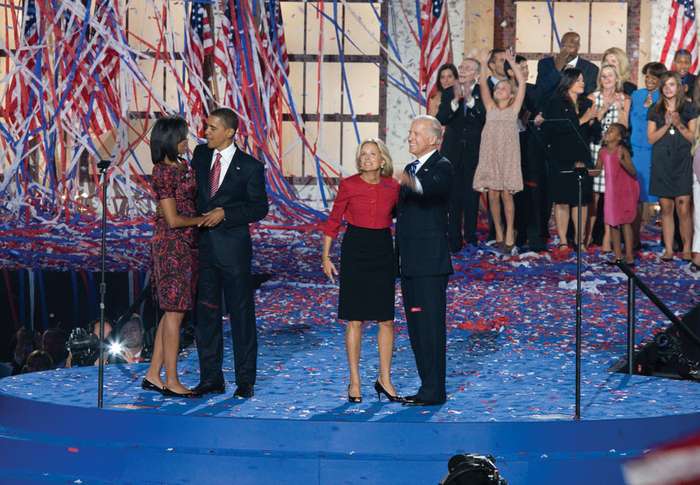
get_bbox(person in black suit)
[190,108,269,398]
[397,115,453,406]
[505,55,548,251]
[436,58,486,251]
[535,32,599,99]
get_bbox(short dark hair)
[210,107,239,132]
[150,116,188,164]
[515,55,527,64]
[674,49,692,60]
[436,63,458,91]
[488,48,506,66]
[642,62,667,79]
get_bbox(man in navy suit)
[190,108,269,398]
[535,32,599,99]
[397,116,453,406]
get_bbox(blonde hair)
[597,64,624,93]
[602,47,631,82]
[355,138,394,177]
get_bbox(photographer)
[65,320,113,368]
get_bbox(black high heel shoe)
[374,380,404,403]
[347,385,362,403]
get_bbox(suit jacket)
[192,143,269,271]
[435,84,486,169]
[396,151,453,277]
[535,56,599,103]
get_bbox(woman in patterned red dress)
[142,117,204,397]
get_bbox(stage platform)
[2,229,700,484]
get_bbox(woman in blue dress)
[630,62,666,245]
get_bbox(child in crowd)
[647,72,697,261]
[672,49,696,101]
[473,48,526,252]
[595,123,639,264]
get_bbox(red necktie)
[209,152,222,197]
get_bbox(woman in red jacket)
[320,138,402,404]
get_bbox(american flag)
[659,0,698,73]
[623,429,700,484]
[4,0,41,130]
[419,0,452,106]
[184,1,213,135]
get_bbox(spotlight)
[108,340,124,357]
[440,453,507,485]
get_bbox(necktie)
[209,152,222,197]
[406,160,419,177]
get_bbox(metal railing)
[614,261,700,375]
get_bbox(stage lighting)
[108,340,124,357]
[440,453,507,485]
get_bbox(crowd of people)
[0,315,146,377]
[427,33,700,267]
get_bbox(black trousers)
[448,141,480,249]
[401,274,448,402]
[195,258,257,386]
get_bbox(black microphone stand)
[532,117,592,421]
[96,159,111,409]
[560,165,590,421]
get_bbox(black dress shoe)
[402,394,445,406]
[191,381,226,397]
[233,383,254,399]
[141,378,165,394]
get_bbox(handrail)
[614,261,700,375]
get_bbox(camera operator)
[65,319,113,368]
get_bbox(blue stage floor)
[1,228,700,484]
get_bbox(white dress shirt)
[212,142,237,189]
[451,81,477,111]
[409,149,438,194]
[565,56,579,70]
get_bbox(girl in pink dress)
[594,123,639,264]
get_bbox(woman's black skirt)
[338,224,395,321]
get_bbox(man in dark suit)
[436,57,486,252]
[397,115,453,406]
[535,32,599,99]
[191,108,269,398]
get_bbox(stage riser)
[2,395,699,484]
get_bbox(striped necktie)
[209,152,222,197]
[406,160,419,177]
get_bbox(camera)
[440,453,507,485]
[66,327,106,367]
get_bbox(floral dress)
[151,162,198,311]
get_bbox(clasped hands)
[664,111,682,129]
[199,207,224,227]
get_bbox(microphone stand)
[97,159,111,409]
[560,165,591,421]
[530,118,592,421]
